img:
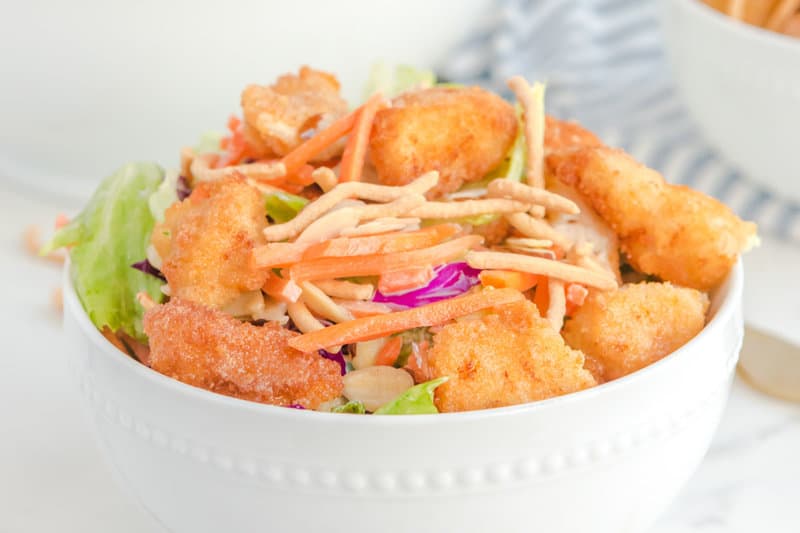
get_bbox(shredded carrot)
[479,270,540,291]
[339,93,384,182]
[302,223,460,260]
[290,164,316,186]
[288,287,524,352]
[281,110,358,176]
[533,281,550,316]
[290,235,483,282]
[54,213,70,230]
[565,283,589,316]
[252,242,312,269]
[216,115,258,168]
[378,266,435,295]
[375,336,403,366]
[262,273,303,303]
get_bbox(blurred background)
[1,0,798,531]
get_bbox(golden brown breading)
[549,147,757,290]
[152,176,269,309]
[144,298,343,409]
[562,282,709,381]
[369,87,518,198]
[241,66,348,160]
[544,116,603,153]
[427,300,596,412]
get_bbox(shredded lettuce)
[148,169,180,222]
[363,62,436,100]
[333,400,367,414]
[484,105,526,183]
[374,377,448,415]
[42,162,165,341]
[423,213,499,227]
[264,192,309,223]
[194,130,223,155]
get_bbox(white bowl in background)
[662,0,800,202]
[62,261,744,533]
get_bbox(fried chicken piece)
[369,87,518,198]
[427,300,596,412]
[544,116,603,153]
[151,176,269,309]
[143,298,343,408]
[241,66,348,161]
[563,282,709,381]
[550,147,757,290]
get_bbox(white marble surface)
[1,183,798,532]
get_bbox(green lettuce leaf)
[374,377,448,415]
[483,105,526,183]
[265,192,309,224]
[148,169,180,222]
[43,162,165,341]
[333,400,367,414]
[194,130,223,155]
[363,62,436,100]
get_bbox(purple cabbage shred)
[373,262,481,308]
[319,348,347,376]
[176,175,192,200]
[285,404,306,410]
[131,259,166,281]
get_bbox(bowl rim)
[64,259,742,425]
[672,0,800,51]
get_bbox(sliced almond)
[342,366,414,412]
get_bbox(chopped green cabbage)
[42,162,165,341]
[264,192,309,224]
[148,169,180,222]
[483,105,526,183]
[374,377,448,415]
[333,401,367,414]
[363,62,436,100]
[194,130,223,155]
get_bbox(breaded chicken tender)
[427,300,596,412]
[563,282,709,381]
[369,87,518,198]
[241,66,348,160]
[550,147,757,290]
[152,176,269,309]
[544,116,603,153]
[144,298,343,408]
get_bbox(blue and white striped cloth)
[441,0,800,243]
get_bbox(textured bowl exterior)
[662,0,800,201]
[63,263,743,533]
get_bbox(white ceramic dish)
[62,261,743,533]
[662,0,800,202]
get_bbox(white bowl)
[62,262,743,533]
[662,0,800,202]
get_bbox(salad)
[46,65,757,414]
